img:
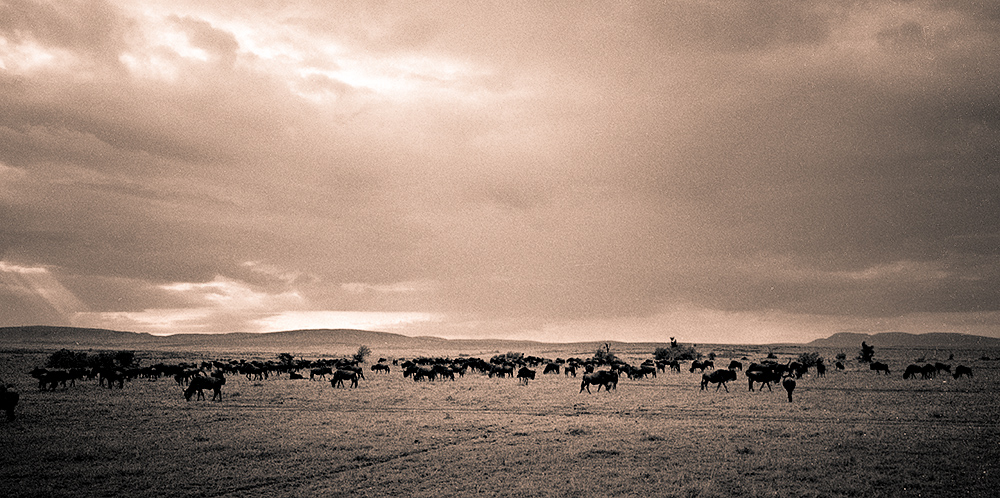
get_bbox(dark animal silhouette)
[953,365,973,379]
[701,369,737,392]
[689,360,714,373]
[869,362,890,375]
[746,365,782,392]
[184,372,225,401]
[1,385,18,421]
[835,361,845,371]
[727,360,743,371]
[517,367,536,385]
[370,364,390,374]
[903,364,922,379]
[580,370,618,393]
[331,369,360,388]
[815,361,826,377]
[542,363,560,374]
[782,377,796,402]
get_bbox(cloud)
[1,1,999,342]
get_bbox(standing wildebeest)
[835,361,845,371]
[331,369,360,388]
[746,364,783,392]
[370,364,390,374]
[563,365,577,377]
[517,367,536,385]
[782,376,796,402]
[869,362,890,375]
[689,360,714,373]
[542,363,560,375]
[700,369,738,392]
[903,364,923,380]
[184,372,225,401]
[727,360,743,371]
[580,370,618,393]
[310,367,333,380]
[1,384,19,421]
[815,361,826,378]
[953,365,973,379]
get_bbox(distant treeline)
[45,349,139,370]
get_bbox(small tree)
[46,349,89,369]
[858,341,875,363]
[796,352,823,368]
[354,345,372,363]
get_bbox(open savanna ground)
[2,345,999,498]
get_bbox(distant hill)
[0,325,583,356]
[3,326,999,356]
[807,332,1000,349]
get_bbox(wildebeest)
[184,372,225,401]
[1,384,18,421]
[542,363,560,374]
[580,370,618,393]
[517,367,536,385]
[869,362,890,375]
[370,364,390,374]
[953,365,973,379]
[700,369,738,392]
[903,364,923,380]
[331,369,360,388]
[746,365,782,392]
[288,372,305,380]
[727,360,743,371]
[310,367,333,380]
[689,360,714,373]
[782,377,796,402]
[563,365,577,377]
[815,361,826,378]
[835,361,845,371]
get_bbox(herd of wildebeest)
[0,348,982,423]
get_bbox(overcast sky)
[2,1,998,344]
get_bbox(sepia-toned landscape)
[2,328,998,497]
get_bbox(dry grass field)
[2,344,999,497]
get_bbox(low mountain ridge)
[806,331,1000,349]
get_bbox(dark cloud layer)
[1,0,998,342]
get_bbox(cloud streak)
[2,1,998,343]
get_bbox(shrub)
[796,352,823,368]
[46,349,89,369]
[654,344,699,362]
[354,345,372,363]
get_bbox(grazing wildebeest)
[1,384,19,421]
[700,369,738,392]
[630,364,657,379]
[689,360,714,373]
[782,376,796,402]
[288,372,305,380]
[835,361,845,371]
[310,367,333,381]
[370,364,390,374]
[934,363,952,376]
[580,370,618,393]
[903,364,923,379]
[953,365,973,379]
[563,365,577,377]
[542,363,560,375]
[870,362,890,375]
[668,360,681,373]
[746,365,783,392]
[488,364,514,378]
[331,369,360,388]
[517,367,536,385]
[727,360,743,371]
[184,372,225,401]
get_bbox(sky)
[1,0,999,344]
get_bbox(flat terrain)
[2,345,998,497]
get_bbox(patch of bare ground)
[2,348,999,497]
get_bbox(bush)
[354,345,372,363]
[796,352,823,368]
[46,349,89,369]
[654,344,699,362]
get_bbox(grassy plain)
[1,344,998,497]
